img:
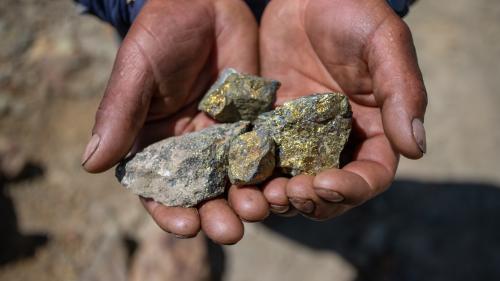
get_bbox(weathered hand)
[81,0,269,244]
[259,0,427,219]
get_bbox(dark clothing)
[75,0,411,37]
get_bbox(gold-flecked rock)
[253,93,352,176]
[117,69,352,209]
[198,68,280,122]
[228,130,275,185]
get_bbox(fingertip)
[228,185,269,222]
[286,174,315,199]
[141,197,201,237]
[81,133,135,173]
[412,118,426,155]
[199,199,244,245]
[81,117,140,174]
[286,174,316,214]
[381,101,425,160]
[81,134,126,173]
[81,134,101,171]
[313,168,370,206]
[263,177,289,207]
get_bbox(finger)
[314,134,398,206]
[141,197,201,238]
[262,177,290,214]
[81,38,155,172]
[286,175,316,214]
[286,174,343,220]
[214,0,258,73]
[314,169,371,206]
[199,198,244,245]
[228,185,269,222]
[367,16,428,159]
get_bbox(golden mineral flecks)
[117,78,352,207]
[198,68,280,122]
[228,130,275,185]
[253,93,352,176]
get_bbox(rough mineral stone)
[198,68,280,122]
[228,130,276,185]
[253,93,352,176]
[115,122,250,207]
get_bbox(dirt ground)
[0,0,499,280]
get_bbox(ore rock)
[116,122,250,207]
[253,93,352,176]
[228,130,276,185]
[198,68,280,122]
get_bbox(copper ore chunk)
[115,122,250,207]
[228,130,276,185]
[198,68,280,122]
[253,93,352,176]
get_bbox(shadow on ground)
[0,163,49,265]
[262,180,500,281]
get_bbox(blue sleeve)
[75,0,411,36]
[387,0,410,17]
[74,0,145,37]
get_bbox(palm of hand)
[83,0,266,244]
[259,0,427,219]
[115,0,257,149]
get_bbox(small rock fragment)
[253,93,352,176]
[116,122,250,207]
[198,68,280,122]
[228,130,275,185]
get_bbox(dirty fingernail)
[270,204,289,214]
[82,134,100,166]
[412,118,426,154]
[314,188,344,203]
[289,198,315,214]
[174,234,188,239]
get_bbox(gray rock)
[116,122,250,207]
[198,68,280,122]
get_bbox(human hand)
[81,0,269,244]
[259,0,427,219]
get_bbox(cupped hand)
[81,0,269,244]
[259,0,427,220]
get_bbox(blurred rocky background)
[0,0,499,280]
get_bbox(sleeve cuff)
[386,0,410,17]
[74,0,145,37]
[75,0,411,37]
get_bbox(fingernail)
[81,134,100,166]
[289,198,315,214]
[270,204,289,214]
[314,188,344,203]
[412,118,426,154]
[174,234,188,239]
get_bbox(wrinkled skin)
[82,0,269,245]
[259,0,427,220]
[82,0,427,243]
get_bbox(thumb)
[82,38,154,173]
[367,16,428,159]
